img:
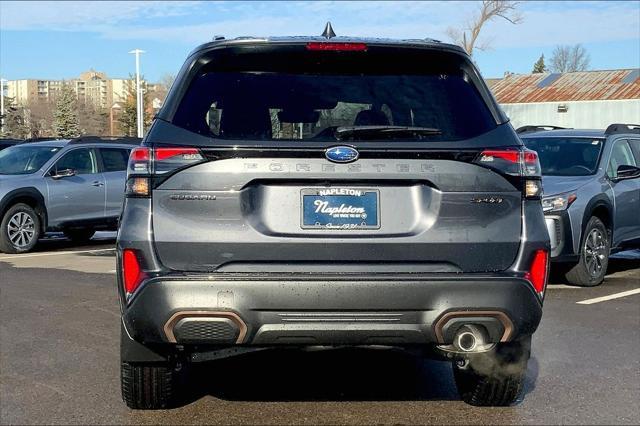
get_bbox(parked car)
[0,136,140,253]
[519,124,640,286]
[0,138,21,151]
[117,34,549,409]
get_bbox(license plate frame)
[300,188,380,230]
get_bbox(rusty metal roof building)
[489,69,640,104]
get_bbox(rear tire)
[452,337,530,406]
[0,203,41,254]
[121,362,180,409]
[63,228,95,243]
[564,216,610,287]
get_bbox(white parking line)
[0,248,115,260]
[576,288,640,305]
[547,284,583,289]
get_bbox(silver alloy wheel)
[583,228,606,278]
[7,212,36,248]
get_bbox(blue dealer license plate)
[301,188,380,229]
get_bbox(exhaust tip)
[456,331,478,352]
[452,324,489,353]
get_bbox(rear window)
[100,148,130,172]
[171,46,497,142]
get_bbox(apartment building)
[6,70,134,109]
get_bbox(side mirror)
[614,164,640,181]
[50,168,77,179]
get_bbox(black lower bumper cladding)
[122,273,542,359]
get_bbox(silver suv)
[0,136,140,253]
[519,124,640,286]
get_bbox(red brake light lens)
[125,147,204,197]
[476,148,542,198]
[130,147,150,162]
[154,147,202,161]
[128,147,151,176]
[306,42,368,51]
[477,149,541,176]
[480,150,520,163]
[122,249,145,295]
[525,249,549,298]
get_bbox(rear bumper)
[122,273,542,352]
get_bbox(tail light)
[122,249,146,296]
[475,148,542,198]
[524,249,549,299]
[126,146,205,197]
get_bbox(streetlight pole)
[128,49,145,137]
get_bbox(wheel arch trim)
[580,195,613,248]
[0,187,48,232]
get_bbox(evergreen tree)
[52,83,80,138]
[532,54,547,73]
[1,100,29,139]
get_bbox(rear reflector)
[306,42,368,51]
[122,249,145,295]
[525,249,549,298]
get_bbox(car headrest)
[354,109,390,126]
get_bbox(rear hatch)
[145,40,525,273]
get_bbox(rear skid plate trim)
[163,310,248,344]
[433,310,514,344]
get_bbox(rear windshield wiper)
[334,125,442,140]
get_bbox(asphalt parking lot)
[1,234,638,425]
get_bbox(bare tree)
[549,44,590,73]
[28,99,55,138]
[160,73,176,91]
[78,100,109,136]
[446,1,523,56]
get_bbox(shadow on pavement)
[32,233,116,253]
[179,347,538,404]
[550,251,640,284]
[606,252,640,275]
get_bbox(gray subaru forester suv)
[0,137,139,253]
[117,36,550,408]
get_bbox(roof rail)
[67,136,142,145]
[20,137,65,144]
[604,123,640,136]
[515,125,570,134]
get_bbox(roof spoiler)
[604,123,640,136]
[515,125,570,134]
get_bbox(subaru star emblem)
[325,146,359,163]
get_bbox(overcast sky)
[1,0,638,81]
